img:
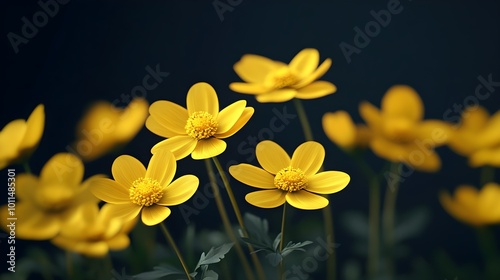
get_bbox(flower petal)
[322,111,357,149]
[469,148,500,167]
[141,205,171,226]
[40,153,84,187]
[187,82,219,117]
[234,54,281,83]
[90,178,130,204]
[146,149,176,186]
[285,191,329,210]
[216,107,254,139]
[217,100,247,134]
[245,190,286,208]
[359,101,382,132]
[112,155,146,187]
[147,100,188,137]
[12,203,60,240]
[295,81,336,100]
[191,138,227,160]
[439,190,479,226]
[20,104,45,149]
[289,48,319,79]
[307,171,350,194]
[256,140,291,174]
[229,164,275,189]
[229,82,269,94]
[415,120,452,146]
[104,203,142,222]
[381,85,423,121]
[255,89,297,103]
[115,98,149,141]
[293,58,332,89]
[157,175,199,206]
[0,119,26,162]
[151,136,198,160]
[16,173,38,201]
[290,141,325,176]
[107,234,131,250]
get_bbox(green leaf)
[281,241,313,257]
[394,207,430,243]
[202,270,219,280]
[195,243,234,271]
[133,264,183,279]
[242,213,272,247]
[273,233,282,251]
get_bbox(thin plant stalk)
[382,162,401,280]
[23,162,32,174]
[66,251,74,280]
[480,165,495,186]
[159,223,192,280]
[279,203,287,280]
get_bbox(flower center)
[274,167,307,192]
[185,111,218,140]
[272,72,299,89]
[129,177,164,206]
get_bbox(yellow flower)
[359,85,451,172]
[90,149,199,226]
[229,141,350,210]
[0,153,101,240]
[146,82,254,160]
[229,48,337,103]
[322,110,371,150]
[51,203,137,257]
[447,106,500,167]
[0,104,44,169]
[439,183,500,226]
[73,98,148,161]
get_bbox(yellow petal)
[107,234,131,250]
[229,164,275,189]
[217,100,247,134]
[478,183,500,220]
[187,82,219,117]
[16,173,38,201]
[147,100,188,137]
[307,171,350,194]
[255,89,297,103]
[216,107,254,139]
[469,148,500,167]
[439,190,480,226]
[322,111,357,149]
[454,185,479,209]
[381,85,423,121]
[289,48,319,79]
[359,101,382,132]
[15,204,60,239]
[40,153,84,186]
[151,136,198,160]
[460,106,489,131]
[285,191,329,210]
[191,138,227,160]
[229,82,269,94]
[256,140,291,174]
[146,149,176,186]
[112,155,146,187]
[115,98,148,141]
[477,110,500,147]
[295,81,336,100]
[19,104,45,149]
[105,203,142,222]
[415,120,452,146]
[0,120,26,162]
[290,141,325,176]
[90,178,130,204]
[157,175,199,206]
[245,190,286,208]
[234,54,282,82]
[293,58,332,89]
[141,205,171,226]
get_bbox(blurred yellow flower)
[448,106,500,167]
[90,149,199,226]
[146,82,254,160]
[322,110,371,150]
[74,98,148,161]
[0,153,102,240]
[440,183,500,226]
[0,104,44,169]
[51,203,137,257]
[229,141,350,210]
[359,85,451,172]
[230,48,336,103]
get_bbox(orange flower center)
[129,177,163,206]
[185,111,218,140]
[274,166,307,192]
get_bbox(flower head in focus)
[0,104,44,169]
[0,153,102,240]
[74,98,148,161]
[146,82,254,160]
[440,183,500,226]
[90,149,199,226]
[447,106,500,167]
[229,141,350,210]
[359,85,451,172]
[322,110,371,150]
[230,48,336,103]
[51,203,137,257]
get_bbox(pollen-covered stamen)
[273,73,299,89]
[274,166,307,192]
[185,111,218,140]
[129,177,164,206]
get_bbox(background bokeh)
[2,0,500,279]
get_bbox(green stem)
[279,203,287,280]
[382,163,401,280]
[476,227,500,279]
[293,98,314,141]
[66,251,74,280]
[159,223,192,280]
[204,159,255,280]
[23,162,32,174]
[480,166,495,186]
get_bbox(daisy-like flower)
[0,153,101,240]
[322,110,371,150]
[146,82,254,160]
[229,140,350,210]
[51,203,137,257]
[359,85,452,172]
[90,149,199,226]
[74,98,148,161]
[439,183,500,226]
[0,104,44,169]
[229,48,336,103]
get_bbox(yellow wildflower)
[322,110,371,150]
